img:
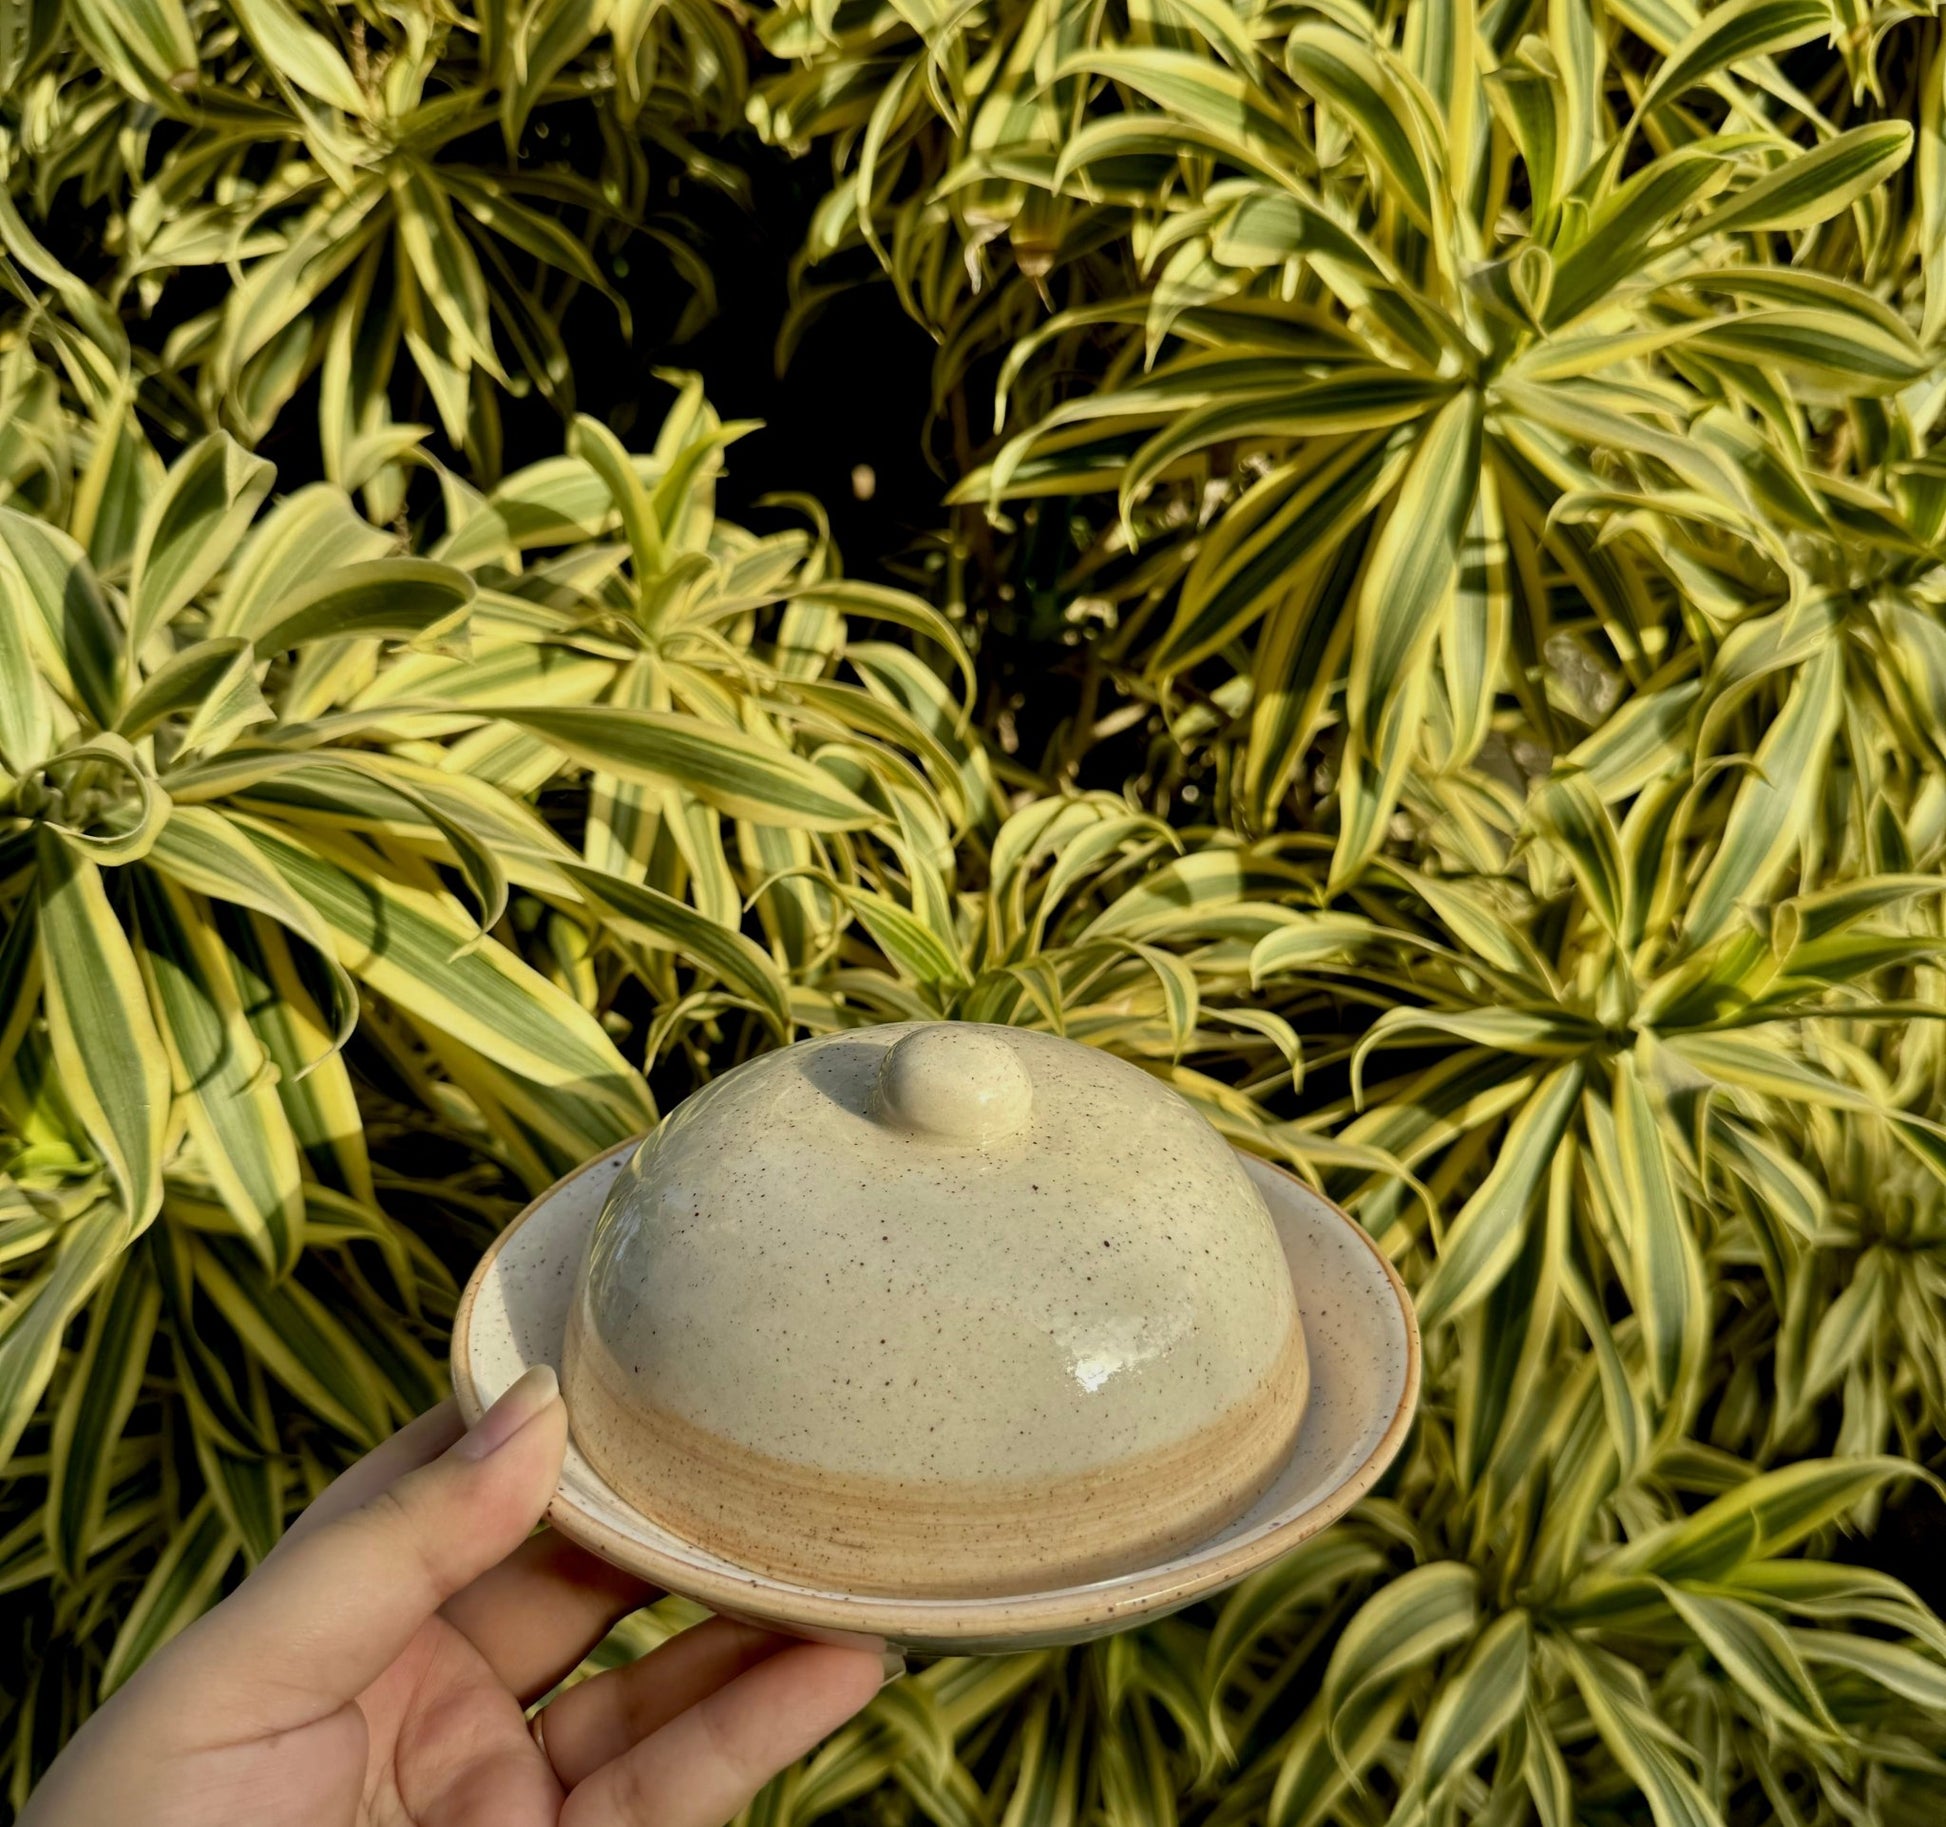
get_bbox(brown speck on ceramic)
[452,1060,1420,1655]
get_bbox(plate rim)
[452,1136,1421,1641]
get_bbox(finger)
[273,1400,465,1552]
[560,1641,885,1827]
[422,1735,561,1827]
[441,1529,659,1702]
[392,1631,565,1827]
[158,1365,566,1736]
[535,1617,794,1786]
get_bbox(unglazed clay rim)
[452,1137,1421,1643]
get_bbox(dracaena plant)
[957,22,1932,878]
[779,790,1323,1127]
[1241,749,1946,1410]
[324,373,988,1092]
[0,0,748,499]
[1714,1102,1946,1470]
[745,0,1135,401]
[750,0,1946,860]
[1184,1439,1946,1827]
[0,422,664,1218]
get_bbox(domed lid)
[562,1022,1308,1597]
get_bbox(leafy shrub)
[0,0,748,494]
[7,0,1946,1822]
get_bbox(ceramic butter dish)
[562,1022,1309,1597]
[452,1019,1418,1653]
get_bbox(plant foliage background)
[6,0,1946,1822]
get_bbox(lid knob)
[871,1025,1032,1144]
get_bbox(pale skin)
[22,1366,892,1827]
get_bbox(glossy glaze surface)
[561,1023,1307,1593]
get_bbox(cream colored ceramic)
[561,1023,1309,1597]
[453,1122,1419,1656]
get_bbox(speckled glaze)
[453,1137,1419,1655]
[561,1023,1308,1596]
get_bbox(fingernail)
[880,1648,906,1687]
[459,1365,559,1460]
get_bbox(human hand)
[23,1367,893,1827]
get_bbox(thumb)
[160,1366,566,1732]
